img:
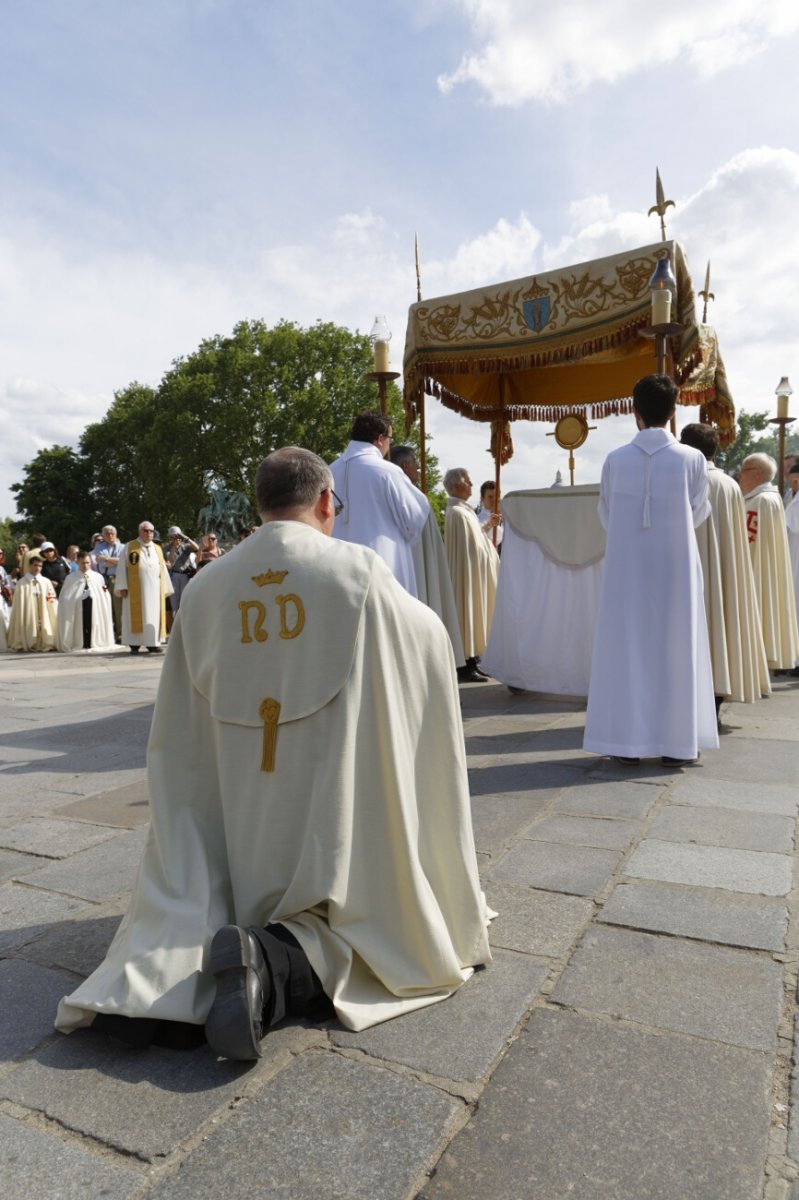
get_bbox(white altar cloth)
[480,486,605,696]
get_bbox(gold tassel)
[259,698,281,772]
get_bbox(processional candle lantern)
[648,253,677,326]
[776,376,792,420]
[371,315,392,373]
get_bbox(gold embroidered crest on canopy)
[402,239,735,482]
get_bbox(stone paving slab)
[57,782,151,828]
[0,817,119,858]
[552,777,663,819]
[625,838,793,896]
[18,898,126,976]
[522,812,640,850]
[488,839,623,897]
[469,792,548,855]
[330,951,548,1083]
[789,1018,799,1162]
[0,882,87,954]
[648,804,794,853]
[598,881,788,951]
[145,1049,462,1200]
[0,1111,143,1199]
[14,827,149,901]
[696,736,799,784]
[669,774,799,816]
[419,1009,772,1200]
[551,926,782,1049]
[468,759,584,797]
[0,848,48,884]
[0,959,78,1063]
[0,1024,312,1161]
[485,883,594,957]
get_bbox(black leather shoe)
[146,646,163,653]
[206,925,272,1061]
[612,756,640,765]
[128,646,140,654]
[458,665,488,683]
[661,755,699,766]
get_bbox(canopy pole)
[419,391,427,492]
[493,377,504,547]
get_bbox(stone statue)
[197,474,253,544]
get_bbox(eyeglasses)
[331,489,344,516]
[141,527,155,533]
[208,536,217,541]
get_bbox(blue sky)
[2,0,799,520]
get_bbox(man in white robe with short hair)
[56,446,491,1061]
[740,453,799,671]
[115,521,173,654]
[330,410,429,596]
[680,424,770,714]
[7,555,58,652]
[785,463,799,626]
[57,551,116,652]
[583,375,718,766]
[444,467,499,683]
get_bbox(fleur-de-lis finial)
[647,168,675,240]
[698,260,715,324]
[415,232,422,302]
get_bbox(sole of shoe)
[205,925,263,1061]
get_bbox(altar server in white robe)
[115,521,173,653]
[7,556,58,652]
[444,468,499,683]
[330,410,429,596]
[584,375,718,765]
[740,454,799,670]
[56,447,491,1061]
[390,444,466,667]
[680,425,770,712]
[57,551,115,652]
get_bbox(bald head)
[740,453,776,491]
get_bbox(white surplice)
[56,568,116,652]
[56,523,491,1036]
[444,498,499,660]
[412,508,466,667]
[583,428,718,760]
[744,482,799,669]
[330,441,429,596]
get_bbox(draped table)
[481,485,606,697]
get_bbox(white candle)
[777,393,790,420]
[652,290,671,326]
[374,341,390,373]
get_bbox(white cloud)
[437,0,799,104]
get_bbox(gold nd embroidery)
[259,698,281,771]
[251,569,289,587]
[239,600,268,643]
[276,593,305,639]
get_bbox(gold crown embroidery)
[251,570,289,586]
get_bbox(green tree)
[10,445,96,549]
[719,410,799,478]
[79,382,160,540]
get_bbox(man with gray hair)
[739,452,799,670]
[444,467,499,683]
[57,446,490,1060]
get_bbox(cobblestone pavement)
[1,650,798,1199]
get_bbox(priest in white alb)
[57,550,116,652]
[330,410,429,596]
[56,447,491,1061]
[782,463,799,631]
[740,453,799,671]
[7,554,58,652]
[115,521,173,654]
[680,425,770,715]
[583,375,718,766]
[443,467,499,683]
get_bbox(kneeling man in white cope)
[56,447,491,1060]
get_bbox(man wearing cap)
[115,522,173,654]
[7,554,58,652]
[164,526,199,618]
[56,447,490,1060]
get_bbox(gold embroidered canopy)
[402,240,735,461]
